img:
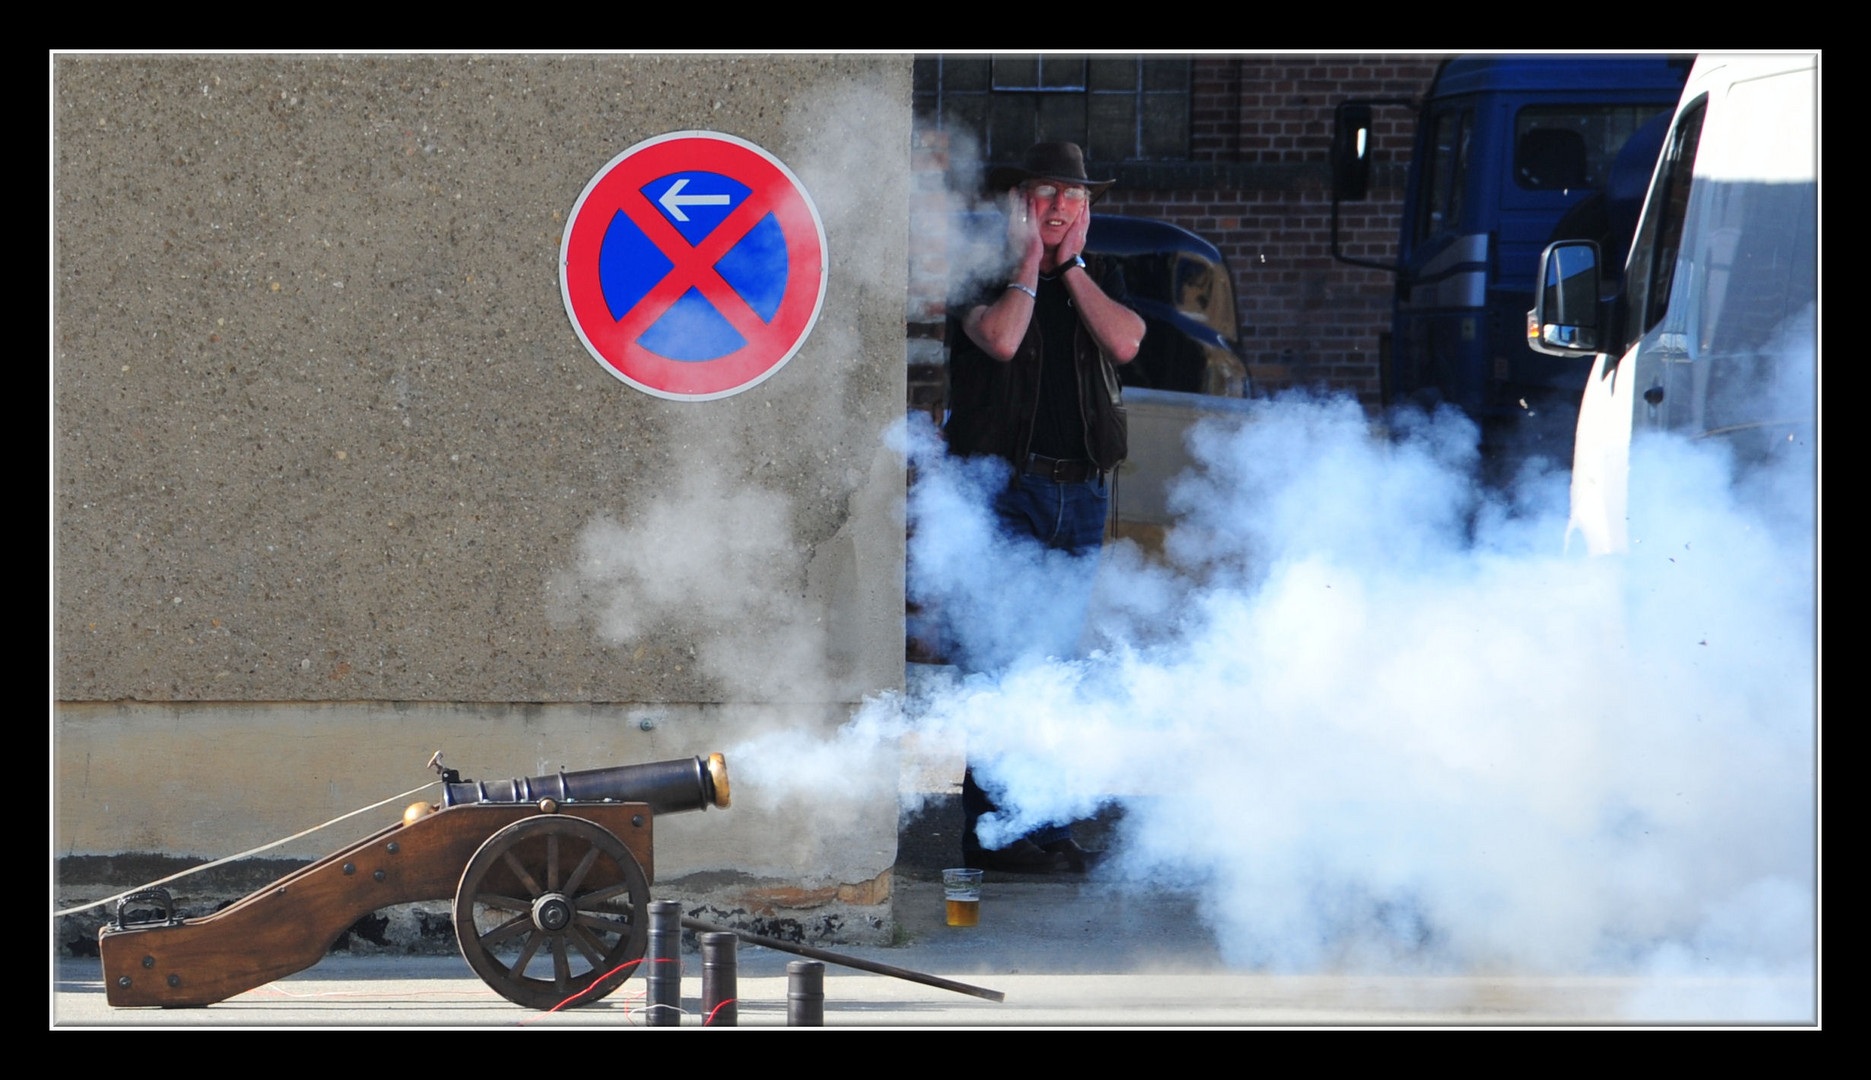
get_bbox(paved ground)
[51,874,1812,1028]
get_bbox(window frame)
[913,55,1192,164]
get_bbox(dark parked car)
[1085,214,1248,398]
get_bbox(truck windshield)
[1515,105,1674,191]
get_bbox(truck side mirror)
[1526,239,1602,356]
[1332,103,1374,201]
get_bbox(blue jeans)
[993,472,1110,556]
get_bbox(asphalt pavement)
[51,834,1812,1027]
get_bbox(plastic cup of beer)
[943,868,984,927]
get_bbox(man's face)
[1025,180,1089,247]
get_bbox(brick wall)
[909,54,1448,413]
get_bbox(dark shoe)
[1041,838,1105,873]
[965,838,1070,873]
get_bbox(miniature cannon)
[97,753,730,1010]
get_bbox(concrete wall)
[54,54,911,945]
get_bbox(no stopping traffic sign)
[560,131,828,401]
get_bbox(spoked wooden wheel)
[454,814,650,1009]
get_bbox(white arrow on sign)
[657,178,731,223]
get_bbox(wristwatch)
[1067,253,1087,272]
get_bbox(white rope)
[53,780,441,919]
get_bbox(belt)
[1021,453,1102,484]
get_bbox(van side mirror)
[1332,103,1374,201]
[1526,240,1602,356]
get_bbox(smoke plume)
[884,367,1813,1019]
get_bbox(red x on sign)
[560,131,828,400]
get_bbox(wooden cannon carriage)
[97,753,730,1010]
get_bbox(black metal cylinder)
[786,960,825,1026]
[699,931,738,1027]
[646,900,683,1027]
[441,754,728,813]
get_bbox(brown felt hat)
[987,141,1115,204]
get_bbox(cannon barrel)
[441,753,730,814]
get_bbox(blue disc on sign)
[596,172,791,363]
[716,213,787,323]
[598,210,675,323]
[638,287,749,360]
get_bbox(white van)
[1527,54,1816,555]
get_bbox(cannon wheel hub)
[532,893,573,932]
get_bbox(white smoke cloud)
[553,343,1811,1021]
[870,368,1809,1020]
[547,470,831,703]
[908,122,1037,314]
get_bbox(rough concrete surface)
[54,54,909,704]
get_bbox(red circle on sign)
[560,131,828,401]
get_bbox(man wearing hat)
[943,141,1144,873]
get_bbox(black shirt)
[1027,270,1087,460]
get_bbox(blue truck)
[1333,55,1691,469]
